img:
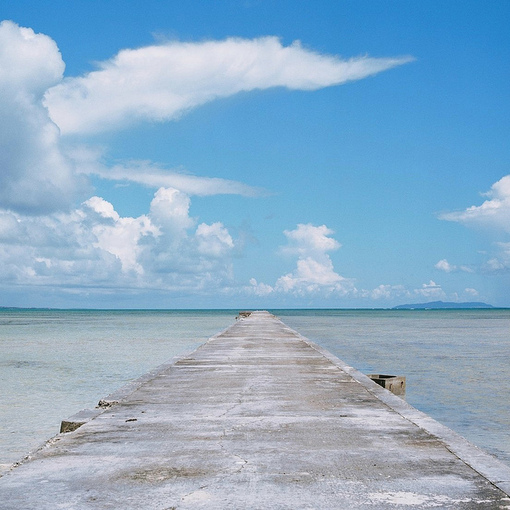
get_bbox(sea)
[1,308,509,470]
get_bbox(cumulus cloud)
[440,175,510,233]
[0,187,237,292]
[483,242,510,273]
[275,256,346,295]
[434,258,473,273]
[0,20,63,94]
[149,187,195,237]
[250,224,355,297]
[435,259,455,273]
[248,278,274,297]
[0,21,414,299]
[0,20,80,214]
[249,225,444,303]
[365,284,409,301]
[440,176,510,274]
[44,36,413,135]
[145,188,236,284]
[413,280,446,299]
[275,224,348,295]
[196,222,234,257]
[279,223,341,256]
[84,196,159,274]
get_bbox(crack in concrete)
[217,399,242,419]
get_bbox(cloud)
[264,224,355,296]
[149,187,195,237]
[71,148,265,197]
[483,242,510,273]
[280,223,341,256]
[440,176,510,275]
[248,278,274,296]
[413,280,446,299]
[195,222,234,257]
[138,187,236,286]
[249,225,453,303]
[4,21,406,217]
[0,20,81,214]
[0,22,408,215]
[44,36,413,135]
[0,20,63,93]
[365,284,409,300]
[440,175,510,233]
[434,258,473,273]
[435,259,456,273]
[0,22,414,301]
[84,196,159,274]
[275,256,346,294]
[0,187,237,293]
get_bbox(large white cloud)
[0,21,415,299]
[84,196,159,275]
[44,36,413,135]
[0,20,63,93]
[0,187,237,292]
[0,20,80,214]
[0,21,411,212]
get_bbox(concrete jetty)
[1,311,510,508]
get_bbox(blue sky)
[1,1,509,308]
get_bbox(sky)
[0,1,509,309]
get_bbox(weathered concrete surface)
[1,311,510,509]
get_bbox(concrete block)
[368,374,406,395]
[60,408,103,433]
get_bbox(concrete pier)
[1,311,510,508]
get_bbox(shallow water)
[1,308,509,467]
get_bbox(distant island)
[393,301,494,310]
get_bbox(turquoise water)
[1,309,509,468]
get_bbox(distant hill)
[393,301,494,310]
